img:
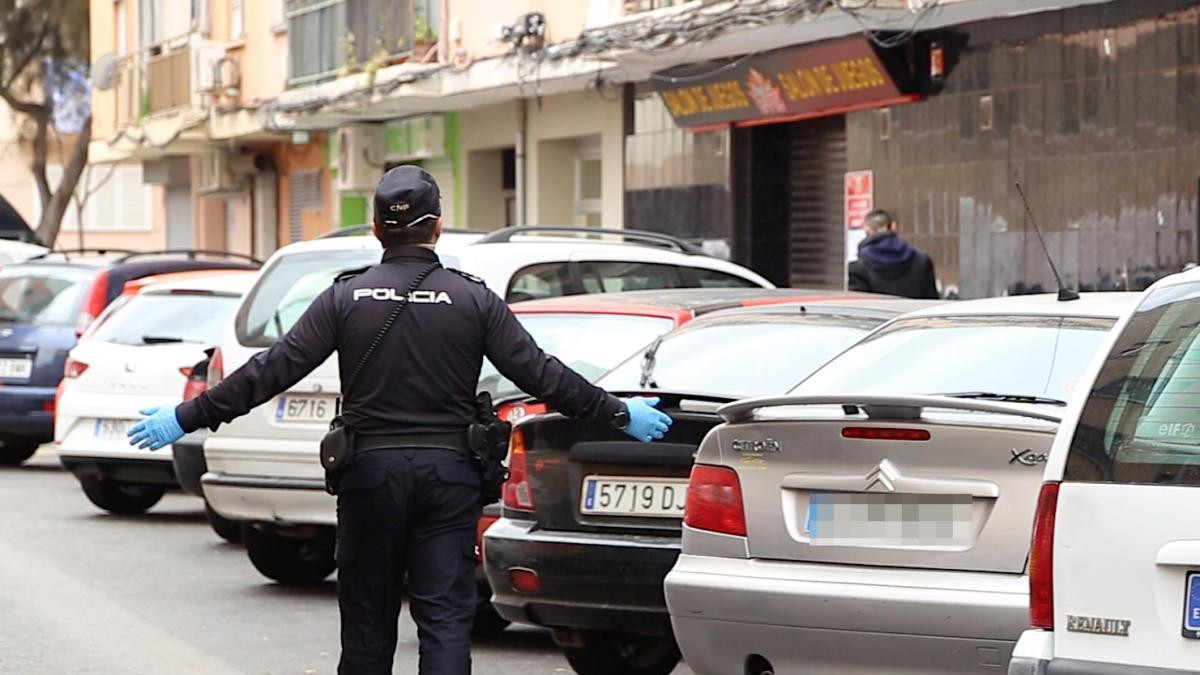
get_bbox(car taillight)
[181,367,208,402]
[76,271,109,336]
[684,464,746,536]
[1029,481,1060,630]
[63,358,89,379]
[502,428,534,512]
[842,427,931,441]
[206,349,224,388]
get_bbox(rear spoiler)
[718,394,1063,425]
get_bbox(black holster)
[321,416,355,495]
[467,392,511,505]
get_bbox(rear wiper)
[941,391,1067,406]
[141,335,186,344]
[639,335,664,389]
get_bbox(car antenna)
[1015,182,1079,302]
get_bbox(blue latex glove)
[621,396,673,443]
[127,406,185,451]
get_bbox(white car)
[201,226,772,585]
[1010,273,1200,674]
[664,292,1141,675]
[0,239,49,265]
[55,271,257,514]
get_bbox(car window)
[477,313,673,400]
[507,263,571,303]
[0,265,95,326]
[794,315,1114,402]
[90,293,241,346]
[236,249,379,347]
[692,267,758,288]
[1065,286,1200,485]
[599,314,880,397]
[580,262,683,294]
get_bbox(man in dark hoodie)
[848,209,939,299]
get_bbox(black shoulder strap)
[342,262,440,398]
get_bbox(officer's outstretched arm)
[175,287,339,432]
[482,292,623,422]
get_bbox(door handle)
[1155,541,1200,566]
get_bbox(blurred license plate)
[0,357,32,379]
[1184,571,1200,639]
[276,394,337,423]
[580,476,688,518]
[93,419,134,439]
[806,492,973,547]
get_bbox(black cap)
[373,165,441,229]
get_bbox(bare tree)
[70,161,118,249]
[0,0,91,246]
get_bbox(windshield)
[794,315,1115,402]
[477,313,673,399]
[0,265,95,326]
[599,314,880,397]
[90,293,241,346]
[236,249,379,347]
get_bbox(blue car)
[0,251,259,465]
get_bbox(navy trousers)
[335,448,482,675]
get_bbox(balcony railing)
[146,47,192,113]
[286,0,438,86]
[624,0,686,14]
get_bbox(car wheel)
[0,440,38,466]
[471,601,510,638]
[78,475,166,514]
[241,523,335,585]
[561,632,681,675]
[204,501,242,543]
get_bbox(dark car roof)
[508,288,875,315]
[9,255,261,306]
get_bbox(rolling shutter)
[787,116,847,289]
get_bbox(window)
[0,266,95,326]
[288,170,324,243]
[115,0,127,54]
[286,0,347,84]
[478,313,673,400]
[506,263,572,303]
[576,154,602,226]
[580,262,682,294]
[231,0,245,39]
[692,268,757,288]
[90,293,241,346]
[599,315,880,397]
[236,249,379,347]
[1065,287,1200,485]
[624,0,686,14]
[40,164,152,233]
[795,315,1115,402]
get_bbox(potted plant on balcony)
[412,8,437,58]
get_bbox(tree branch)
[36,115,91,247]
[1,17,52,93]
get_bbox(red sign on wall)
[844,170,874,230]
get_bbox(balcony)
[623,0,688,13]
[146,47,192,114]
[286,0,440,86]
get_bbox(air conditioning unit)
[192,41,226,94]
[335,125,384,192]
[196,151,245,195]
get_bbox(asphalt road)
[0,449,694,675]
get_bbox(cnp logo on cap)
[375,165,440,228]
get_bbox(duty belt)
[353,431,469,454]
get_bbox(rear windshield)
[599,314,880,397]
[795,315,1114,403]
[478,313,673,399]
[1065,285,1200,485]
[90,293,241,346]
[0,265,95,326]
[236,249,378,347]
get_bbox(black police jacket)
[176,246,623,435]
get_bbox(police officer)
[126,165,674,675]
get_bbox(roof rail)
[29,247,135,262]
[473,226,707,255]
[114,249,263,265]
[318,225,492,240]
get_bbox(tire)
[241,523,335,585]
[561,632,681,675]
[78,475,166,514]
[0,441,38,466]
[204,501,242,543]
[471,601,511,638]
